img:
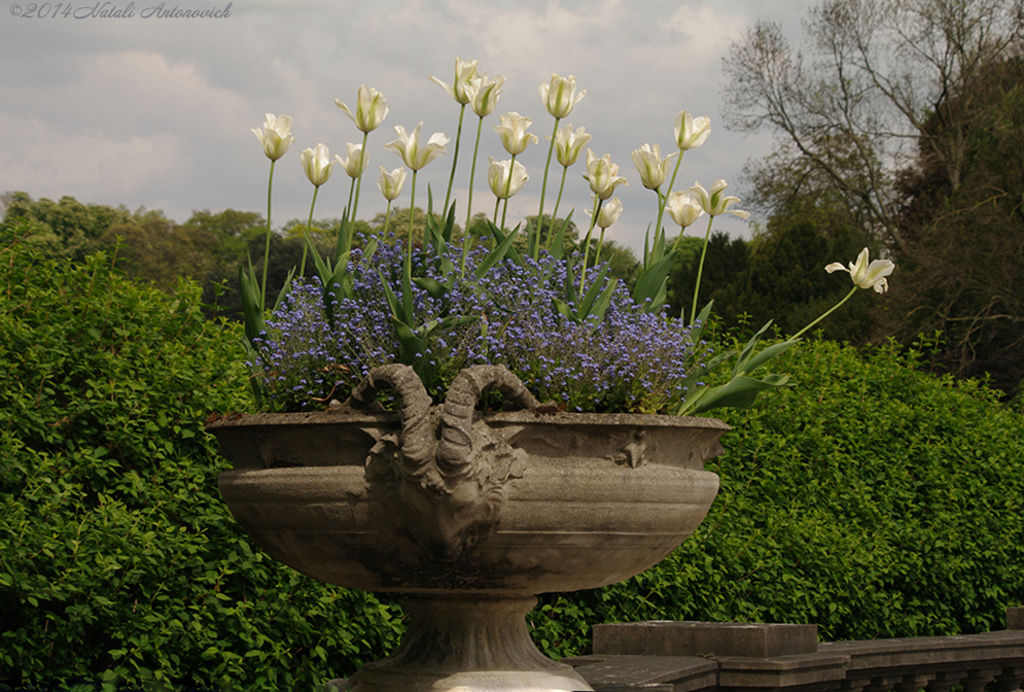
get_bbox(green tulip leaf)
[685,373,793,415]
[633,252,675,309]
[474,223,519,280]
[413,276,448,301]
[579,264,611,318]
[549,210,574,261]
[742,338,800,375]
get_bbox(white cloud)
[0,114,185,196]
[0,0,794,245]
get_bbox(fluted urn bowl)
[208,365,728,692]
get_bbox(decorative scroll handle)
[345,363,435,476]
[438,365,539,480]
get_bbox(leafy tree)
[887,54,1024,393]
[281,217,345,245]
[666,232,751,323]
[1,192,134,259]
[184,208,265,263]
[723,0,1024,254]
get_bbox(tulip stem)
[653,152,684,269]
[665,148,684,202]
[500,154,517,232]
[407,170,418,267]
[300,185,320,278]
[260,159,276,310]
[444,104,466,216]
[791,286,858,340]
[535,118,560,259]
[350,132,370,224]
[345,177,356,223]
[689,215,714,326]
[546,166,569,252]
[462,115,485,276]
[382,200,393,240]
[579,196,602,293]
[594,227,606,268]
[404,170,418,324]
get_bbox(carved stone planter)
[207,365,729,692]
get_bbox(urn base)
[344,595,592,692]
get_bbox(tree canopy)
[723,0,1024,393]
[724,0,1023,253]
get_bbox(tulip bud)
[665,191,705,228]
[487,157,529,200]
[825,248,895,293]
[336,85,389,133]
[494,112,539,156]
[631,143,676,190]
[467,72,506,118]
[430,57,480,105]
[550,124,591,167]
[586,196,623,229]
[539,73,586,119]
[335,143,368,179]
[384,123,449,171]
[300,143,336,187]
[674,110,711,151]
[377,166,408,202]
[689,179,749,219]
[251,113,295,161]
[582,150,629,201]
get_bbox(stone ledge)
[715,653,850,689]
[565,655,718,692]
[593,621,819,658]
[576,613,1024,692]
[818,630,1024,672]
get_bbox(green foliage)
[528,339,1024,655]
[0,237,403,690]
[667,231,750,321]
[1,192,134,260]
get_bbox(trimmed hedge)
[4,228,1023,685]
[0,236,402,690]
[528,338,1024,654]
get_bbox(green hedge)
[4,226,1023,686]
[0,234,402,690]
[528,338,1024,654]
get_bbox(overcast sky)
[0,0,809,253]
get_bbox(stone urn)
[207,365,728,692]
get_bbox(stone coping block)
[1009,607,1023,630]
[715,653,850,689]
[565,655,717,692]
[593,621,819,658]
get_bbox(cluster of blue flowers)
[253,237,706,413]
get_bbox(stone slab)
[566,655,718,692]
[715,653,850,689]
[593,621,819,658]
[1009,607,1024,630]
